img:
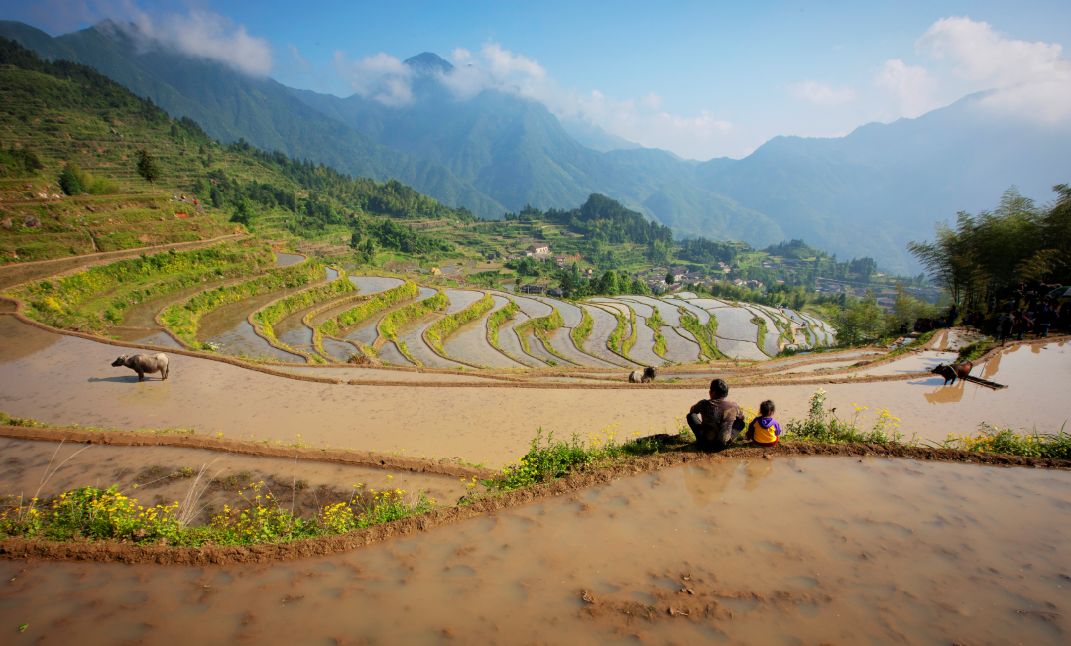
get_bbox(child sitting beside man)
[746,400,782,447]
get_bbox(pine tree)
[136,149,160,192]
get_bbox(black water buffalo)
[931,360,972,386]
[629,367,658,383]
[111,353,170,382]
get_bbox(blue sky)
[10,0,1071,159]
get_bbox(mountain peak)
[404,52,453,75]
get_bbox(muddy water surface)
[661,326,701,364]
[347,276,403,294]
[2,457,1069,645]
[1,317,1067,465]
[443,289,483,315]
[0,438,469,523]
[396,317,464,369]
[107,329,183,349]
[120,277,243,329]
[495,313,545,367]
[443,315,524,369]
[580,305,632,367]
[543,328,618,368]
[273,252,304,268]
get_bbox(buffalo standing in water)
[629,367,658,383]
[111,353,170,382]
[931,360,972,386]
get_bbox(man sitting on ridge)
[686,378,745,451]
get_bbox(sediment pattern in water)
[347,275,404,294]
[580,305,632,366]
[376,340,414,366]
[661,326,701,364]
[443,289,483,315]
[396,317,464,369]
[543,328,618,368]
[631,316,666,366]
[495,313,546,367]
[443,315,524,369]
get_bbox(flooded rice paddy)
[272,252,304,267]
[3,457,1069,644]
[2,316,1067,466]
[346,275,403,294]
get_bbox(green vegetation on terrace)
[161,261,323,348]
[252,270,356,354]
[0,40,242,262]
[486,298,520,348]
[317,281,420,338]
[514,307,565,356]
[605,306,628,357]
[425,293,494,355]
[678,310,726,360]
[0,481,433,548]
[570,306,594,351]
[940,422,1071,460]
[751,316,771,356]
[648,306,667,358]
[378,289,449,340]
[5,242,273,331]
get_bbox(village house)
[527,243,549,256]
[553,255,567,266]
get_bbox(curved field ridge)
[161,261,324,348]
[425,293,496,367]
[4,242,275,333]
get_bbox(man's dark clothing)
[688,397,744,451]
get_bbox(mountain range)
[3,19,1068,272]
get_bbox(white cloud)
[439,43,733,158]
[789,80,856,106]
[480,42,546,80]
[873,59,939,118]
[101,7,274,76]
[919,17,1066,86]
[639,91,664,109]
[331,52,413,105]
[916,16,1071,122]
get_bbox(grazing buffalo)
[628,366,658,383]
[931,360,972,386]
[111,353,170,382]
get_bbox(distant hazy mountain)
[693,92,1071,270]
[557,119,643,153]
[4,20,1067,271]
[292,53,780,244]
